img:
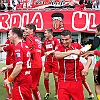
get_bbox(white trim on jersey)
[18,86,24,100]
[16,61,23,65]
[74,59,77,81]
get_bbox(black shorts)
[94,68,100,84]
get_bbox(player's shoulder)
[56,44,63,50]
[53,37,58,41]
[15,42,29,51]
[71,43,82,48]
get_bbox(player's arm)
[4,64,22,83]
[0,44,8,47]
[0,48,3,52]
[45,50,55,56]
[94,50,100,56]
[10,64,22,78]
[0,64,13,73]
[81,56,92,76]
[55,49,81,59]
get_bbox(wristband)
[8,76,14,82]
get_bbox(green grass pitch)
[0,63,97,100]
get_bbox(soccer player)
[4,27,32,100]
[3,39,14,100]
[43,28,59,100]
[0,38,14,100]
[54,30,92,100]
[25,23,42,100]
[82,24,100,100]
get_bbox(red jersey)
[26,34,42,68]
[3,39,14,65]
[94,50,100,56]
[56,43,82,82]
[43,37,59,62]
[13,42,32,85]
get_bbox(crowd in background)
[0,0,100,11]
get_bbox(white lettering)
[72,11,97,32]
[0,13,10,30]
[10,13,21,29]
[30,12,43,30]
[0,12,43,31]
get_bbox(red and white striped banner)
[8,0,95,9]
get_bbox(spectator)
[0,0,6,11]
[74,0,86,10]
[86,0,93,8]
[93,0,100,10]
[7,4,12,11]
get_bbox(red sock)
[55,82,58,95]
[82,81,92,95]
[44,79,50,93]
[4,84,12,98]
[33,87,41,100]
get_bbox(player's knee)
[44,75,49,80]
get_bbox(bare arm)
[10,64,22,78]
[0,64,13,73]
[81,56,92,76]
[0,44,7,47]
[0,48,3,52]
[55,49,81,59]
[45,50,55,56]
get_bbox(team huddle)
[0,23,100,100]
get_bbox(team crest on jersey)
[16,52,20,58]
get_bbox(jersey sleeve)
[94,50,100,56]
[55,45,61,52]
[3,44,13,52]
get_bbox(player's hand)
[81,67,88,76]
[82,51,94,58]
[45,52,50,56]
[93,67,99,77]
[0,67,7,73]
[73,49,81,56]
[4,79,10,85]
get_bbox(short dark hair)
[61,30,72,36]
[26,23,36,32]
[11,27,23,39]
[96,24,100,32]
[45,28,53,34]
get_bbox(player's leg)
[13,85,32,100]
[70,81,84,100]
[53,73,58,99]
[58,82,70,100]
[94,68,100,100]
[81,75,94,99]
[95,84,100,100]
[52,61,58,99]
[44,62,51,100]
[31,68,42,100]
[44,72,50,100]
[4,71,12,100]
